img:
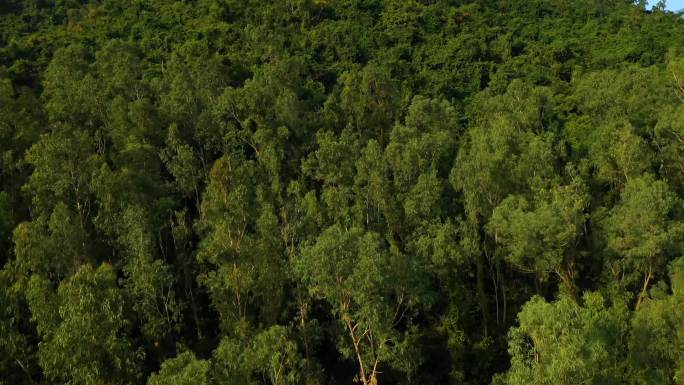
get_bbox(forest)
[1,0,684,384]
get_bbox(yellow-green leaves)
[147,352,210,385]
[500,293,629,385]
[603,174,683,307]
[489,182,589,285]
[27,264,140,385]
[628,259,684,385]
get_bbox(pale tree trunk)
[635,266,653,310]
[343,313,381,385]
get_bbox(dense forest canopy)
[1,0,684,384]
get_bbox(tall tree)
[603,174,683,309]
[26,264,141,385]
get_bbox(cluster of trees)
[1,0,684,384]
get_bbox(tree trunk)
[345,317,368,385]
[476,251,489,336]
[635,267,653,310]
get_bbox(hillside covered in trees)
[2,0,684,384]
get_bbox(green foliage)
[627,258,684,385]
[497,293,629,385]
[147,352,210,385]
[120,206,182,342]
[603,174,684,305]
[489,181,588,286]
[1,1,684,385]
[212,326,304,385]
[26,264,141,385]
[296,225,430,384]
[12,202,89,279]
[23,123,100,218]
[0,273,34,385]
